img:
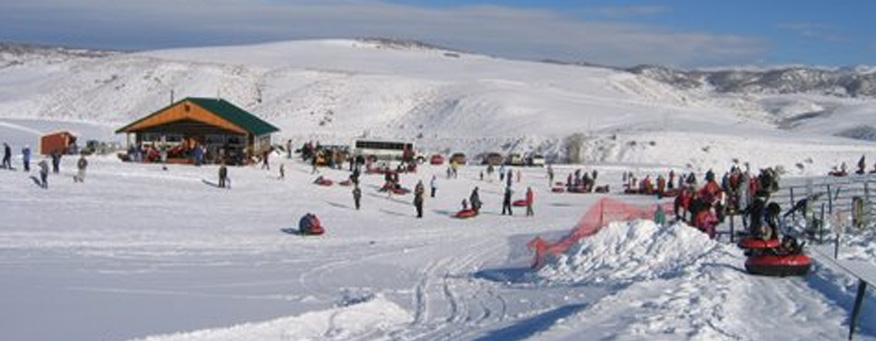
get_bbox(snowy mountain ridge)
[0,42,117,68]
[628,64,876,98]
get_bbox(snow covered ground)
[1,120,875,340]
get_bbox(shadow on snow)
[473,303,589,341]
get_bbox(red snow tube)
[339,179,352,186]
[737,237,781,250]
[314,178,333,186]
[745,254,811,276]
[513,199,529,207]
[551,187,565,193]
[393,187,410,195]
[299,214,325,235]
[455,209,478,219]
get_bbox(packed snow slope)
[1,115,876,341]
[2,39,876,174]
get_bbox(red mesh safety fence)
[527,197,674,268]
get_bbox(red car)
[430,154,444,165]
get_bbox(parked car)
[449,152,467,165]
[506,153,525,166]
[482,152,503,166]
[529,154,546,167]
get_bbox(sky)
[0,0,873,68]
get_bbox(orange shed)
[40,131,77,155]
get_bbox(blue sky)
[0,0,873,68]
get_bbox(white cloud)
[0,0,766,67]
[776,22,847,43]
[591,5,668,18]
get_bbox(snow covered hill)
[1,39,876,174]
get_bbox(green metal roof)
[116,97,280,136]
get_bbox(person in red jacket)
[525,187,534,216]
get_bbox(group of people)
[561,168,599,193]
[829,155,876,177]
[2,142,89,189]
[668,164,782,240]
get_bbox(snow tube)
[314,178,333,186]
[745,254,811,276]
[298,214,325,235]
[551,187,565,193]
[393,187,410,195]
[568,186,587,193]
[737,237,781,250]
[513,199,529,207]
[455,209,478,219]
[339,179,352,186]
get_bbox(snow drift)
[537,220,717,285]
[128,295,411,341]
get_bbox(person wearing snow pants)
[502,187,513,215]
[353,185,362,210]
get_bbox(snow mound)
[537,220,717,285]
[128,294,411,341]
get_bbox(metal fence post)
[828,184,834,214]
[729,214,735,243]
[821,203,826,244]
[849,279,868,340]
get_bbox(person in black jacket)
[218,164,228,188]
[469,187,482,213]
[502,186,513,216]
[2,143,10,169]
[414,180,425,218]
[352,185,362,210]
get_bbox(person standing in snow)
[430,175,437,198]
[261,148,271,170]
[2,143,11,169]
[38,158,49,188]
[352,185,362,210]
[414,180,425,218]
[278,163,285,180]
[286,139,293,159]
[21,145,31,172]
[525,187,534,217]
[50,151,61,174]
[547,164,554,186]
[501,186,513,216]
[469,187,482,213]
[218,164,228,188]
[74,155,88,183]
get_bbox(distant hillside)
[0,39,875,174]
[0,42,117,68]
[628,65,876,98]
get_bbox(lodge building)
[116,97,279,165]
